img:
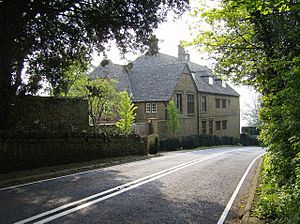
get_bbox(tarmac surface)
[0,146,264,224]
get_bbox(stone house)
[91,47,240,138]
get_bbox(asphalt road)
[0,146,264,224]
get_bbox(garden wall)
[0,132,146,173]
[9,96,88,131]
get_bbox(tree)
[166,101,180,136]
[86,78,119,125]
[0,0,189,129]
[188,0,300,221]
[116,92,137,135]
[55,61,90,97]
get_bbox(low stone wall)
[0,133,146,173]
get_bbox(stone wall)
[9,96,88,131]
[0,133,146,173]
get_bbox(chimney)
[178,45,190,62]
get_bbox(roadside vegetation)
[0,0,189,130]
[188,0,299,223]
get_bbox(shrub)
[159,134,239,151]
[160,138,181,151]
[254,153,300,224]
[181,135,199,149]
[147,134,159,154]
[240,133,259,146]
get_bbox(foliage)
[255,154,300,223]
[188,0,300,222]
[0,0,189,129]
[166,101,180,136]
[145,35,160,56]
[86,78,120,125]
[159,134,239,151]
[54,61,89,97]
[146,134,160,154]
[115,92,137,135]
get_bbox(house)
[91,46,240,139]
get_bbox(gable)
[90,53,240,102]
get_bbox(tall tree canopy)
[188,0,299,222]
[0,0,189,129]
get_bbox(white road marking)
[0,146,233,192]
[14,149,246,224]
[217,152,266,224]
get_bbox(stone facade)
[169,72,198,137]
[135,101,167,122]
[135,80,240,139]
[92,49,240,139]
[198,93,240,138]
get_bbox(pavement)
[0,146,265,224]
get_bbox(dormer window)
[222,80,226,88]
[209,77,213,85]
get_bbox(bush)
[181,135,199,149]
[160,138,181,151]
[240,133,259,146]
[159,134,239,151]
[146,134,159,154]
[254,153,300,224]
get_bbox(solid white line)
[0,146,239,191]
[217,152,266,224]
[15,149,242,224]
[33,151,234,224]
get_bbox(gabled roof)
[188,62,240,96]
[90,53,239,102]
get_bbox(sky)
[91,6,257,127]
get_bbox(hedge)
[159,134,240,152]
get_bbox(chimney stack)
[178,45,190,62]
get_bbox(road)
[0,146,264,224]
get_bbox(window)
[222,80,226,88]
[151,103,157,113]
[216,121,221,130]
[187,94,194,114]
[201,96,207,112]
[202,120,207,134]
[146,103,157,113]
[222,120,227,130]
[209,77,213,85]
[146,103,151,113]
[176,93,182,112]
[209,120,213,135]
[215,99,221,108]
[222,99,227,108]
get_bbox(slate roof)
[188,62,240,96]
[90,61,132,93]
[90,53,239,102]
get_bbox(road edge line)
[0,147,244,191]
[217,152,266,224]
